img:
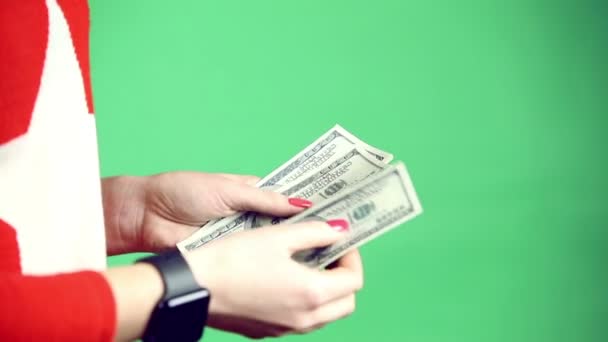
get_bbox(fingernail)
[288,197,313,208]
[327,219,349,232]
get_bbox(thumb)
[270,221,348,253]
[223,182,309,217]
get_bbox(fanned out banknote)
[288,162,422,268]
[178,125,393,251]
[245,147,388,230]
[177,125,422,266]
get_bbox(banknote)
[179,146,389,251]
[245,147,388,229]
[178,125,392,251]
[253,124,392,190]
[287,162,422,268]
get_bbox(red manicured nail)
[288,197,313,208]
[327,219,349,232]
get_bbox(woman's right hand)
[183,221,364,339]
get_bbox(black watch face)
[150,289,210,341]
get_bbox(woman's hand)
[184,221,363,339]
[102,172,311,255]
[104,220,363,341]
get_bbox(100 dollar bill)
[178,125,392,251]
[255,124,392,189]
[246,147,388,229]
[179,147,388,251]
[288,162,422,268]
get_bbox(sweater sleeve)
[0,271,117,342]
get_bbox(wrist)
[102,175,147,255]
[182,248,228,316]
[104,264,164,342]
[138,249,211,341]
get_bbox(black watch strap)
[138,249,210,342]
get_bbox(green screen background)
[89,1,607,341]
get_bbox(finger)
[216,173,261,186]
[267,221,346,253]
[334,249,363,274]
[312,261,363,304]
[306,250,363,304]
[223,182,309,217]
[293,322,326,335]
[306,294,356,328]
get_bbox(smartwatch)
[137,249,210,342]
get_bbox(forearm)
[101,176,146,255]
[0,264,163,342]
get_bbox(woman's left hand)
[101,172,311,255]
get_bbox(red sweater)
[0,1,116,340]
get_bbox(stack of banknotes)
[178,125,423,268]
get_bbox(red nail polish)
[288,197,313,208]
[327,219,349,232]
